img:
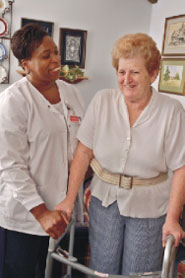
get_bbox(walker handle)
[161,234,176,278]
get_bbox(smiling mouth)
[50,67,61,72]
[124,85,135,88]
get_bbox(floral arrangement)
[60,65,87,83]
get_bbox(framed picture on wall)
[21,18,54,37]
[158,58,185,95]
[162,14,185,56]
[59,28,87,68]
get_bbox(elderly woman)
[0,23,84,278]
[56,33,185,275]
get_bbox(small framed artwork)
[162,14,185,56]
[21,18,54,37]
[59,28,87,68]
[158,58,185,96]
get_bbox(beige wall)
[1,0,152,106]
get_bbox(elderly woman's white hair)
[112,33,161,75]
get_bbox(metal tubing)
[45,238,56,278]
[161,235,176,278]
[50,235,176,278]
[46,221,176,278]
[66,211,76,278]
[51,252,133,278]
[45,219,75,278]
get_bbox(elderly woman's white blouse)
[77,88,185,218]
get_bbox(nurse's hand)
[55,197,75,220]
[30,203,69,239]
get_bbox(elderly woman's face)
[117,55,157,102]
[23,35,61,84]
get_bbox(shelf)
[0,0,14,84]
[59,76,88,84]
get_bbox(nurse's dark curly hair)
[11,23,48,64]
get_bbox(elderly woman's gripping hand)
[162,219,185,247]
[55,196,75,220]
[162,165,185,247]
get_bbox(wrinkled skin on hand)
[55,197,75,220]
[162,220,185,247]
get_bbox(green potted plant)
[60,65,88,83]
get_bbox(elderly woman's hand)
[30,204,69,239]
[55,197,75,220]
[162,220,185,247]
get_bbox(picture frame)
[162,14,185,56]
[21,18,54,37]
[158,58,185,96]
[59,28,87,68]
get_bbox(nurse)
[0,23,84,278]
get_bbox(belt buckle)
[119,174,133,189]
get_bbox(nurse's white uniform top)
[0,77,84,235]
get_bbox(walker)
[45,211,177,278]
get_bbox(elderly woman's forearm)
[166,166,185,222]
[66,142,94,203]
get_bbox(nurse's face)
[22,35,61,86]
[117,55,157,103]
